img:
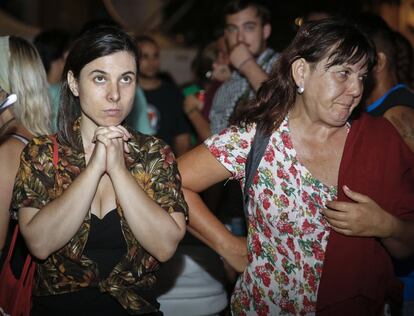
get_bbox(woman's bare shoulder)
[0,136,26,184]
[0,136,26,158]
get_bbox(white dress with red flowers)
[204,116,337,316]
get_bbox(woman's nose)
[349,76,363,97]
[108,83,120,103]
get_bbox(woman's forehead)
[322,50,369,70]
[81,51,137,73]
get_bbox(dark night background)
[0,0,405,50]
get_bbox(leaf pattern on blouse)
[204,117,337,316]
[12,118,188,314]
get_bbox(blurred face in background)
[224,6,271,57]
[138,41,160,79]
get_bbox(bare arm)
[186,111,211,141]
[384,106,414,152]
[178,145,248,271]
[17,129,116,260]
[237,56,269,92]
[227,39,268,92]
[0,138,25,252]
[381,218,414,258]
[109,150,186,262]
[18,161,103,260]
[111,168,186,262]
[183,95,212,141]
[98,128,186,262]
[174,133,192,157]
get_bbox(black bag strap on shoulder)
[243,123,271,217]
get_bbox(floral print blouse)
[205,116,337,316]
[12,118,188,315]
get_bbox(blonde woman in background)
[0,35,51,260]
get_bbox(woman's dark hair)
[57,26,139,150]
[230,18,377,134]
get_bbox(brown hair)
[230,18,377,135]
[57,27,139,150]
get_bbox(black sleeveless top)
[84,209,127,279]
[32,210,162,316]
[32,210,132,315]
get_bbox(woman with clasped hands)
[12,27,187,316]
[178,18,414,315]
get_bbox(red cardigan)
[316,114,414,314]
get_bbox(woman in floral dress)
[178,18,414,315]
[12,27,187,315]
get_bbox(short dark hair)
[393,31,414,87]
[230,18,377,134]
[33,29,71,74]
[223,0,271,25]
[57,26,139,150]
[134,35,158,48]
[355,13,396,72]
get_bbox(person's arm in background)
[174,133,192,157]
[178,145,248,272]
[226,30,269,92]
[183,62,231,142]
[383,106,414,152]
[183,95,211,142]
[231,44,268,92]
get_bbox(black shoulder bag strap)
[243,124,271,217]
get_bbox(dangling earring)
[297,85,304,94]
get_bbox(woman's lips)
[104,109,121,116]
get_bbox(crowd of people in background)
[1,0,414,315]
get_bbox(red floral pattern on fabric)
[205,117,337,315]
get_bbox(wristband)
[237,57,254,70]
[185,107,199,116]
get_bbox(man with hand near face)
[209,0,278,134]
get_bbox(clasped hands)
[89,125,131,175]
